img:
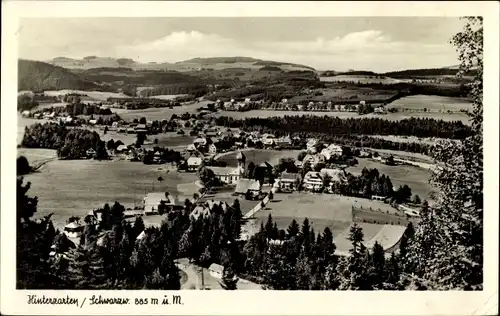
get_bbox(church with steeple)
[205,151,246,185]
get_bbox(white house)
[208,263,224,279]
[88,119,98,125]
[303,153,323,167]
[63,222,84,239]
[143,192,176,215]
[193,137,207,147]
[263,138,275,147]
[208,144,217,155]
[234,178,262,199]
[187,156,203,172]
[306,139,318,153]
[320,144,343,161]
[320,168,347,193]
[206,166,245,184]
[302,171,324,192]
[21,110,30,117]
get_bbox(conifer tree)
[220,265,238,290]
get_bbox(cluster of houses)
[214,98,264,112]
[274,167,348,194]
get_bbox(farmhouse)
[187,156,203,172]
[278,172,300,193]
[115,144,128,153]
[189,205,212,221]
[303,153,323,167]
[234,178,261,199]
[320,168,347,193]
[21,110,31,117]
[275,135,292,148]
[88,119,98,125]
[209,263,224,279]
[302,171,323,192]
[263,138,275,147]
[193,137,207,147]
[143,192,176,215]
[306,139,318,153]
[208,144,217,155]
[321,144,343,160]
[86,148,96,158]
[135,124,148,134]
[63,222,84,239]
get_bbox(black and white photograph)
[2,1,499,315]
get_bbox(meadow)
[253,192,404,254]
[212,109,471,124]
[347,158,435,201]
[43,90,131,101]
[22,159,199,230]
[387,94,473,112]
[320,75,408,84]
[113,100,211,121]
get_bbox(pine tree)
[370,241,386,289]
[405,19,483,290]
[220,265,238,290]
[286,219,300,238]
[133,216,145,240]
[16,178,59,289]
[338,223,372,290]
[301,218,312,255]
[265,213,274,239]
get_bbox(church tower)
[236,151,246,176]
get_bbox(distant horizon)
[19,55,458,73]
[18,17,465,72]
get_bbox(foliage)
[404,17,483,290]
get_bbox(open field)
[366,147,434,163]
[254,192,396,233]
[347,158,435,201]
[217,149,302,167]
[148,94,188,100]
[22,159,198,230]
[367,134,459,147]
[320,75,409,84]
[113,100,211,121]
[17,148,57,167]
[43,90,131,101]
[252,192,405,254]
[289,86,396,104]
[387,95,472,111]
[212,109,471,124]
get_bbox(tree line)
[21,122,108,160]
[214,115,472,139]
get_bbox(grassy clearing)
[217,149,302,167]
[253,192,395,234]
[347,158,435,201]
[23,160,198,230]
[367,135,458,147]
[212,109,471,124]
[387,95,473,111]
[320,76,407,84]
[114,100,211,122]
[43,90,131,101]
[17,148,57,167]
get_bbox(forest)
[21,122,108,160]
[214,115,472,139]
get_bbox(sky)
[18,17,466,72]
